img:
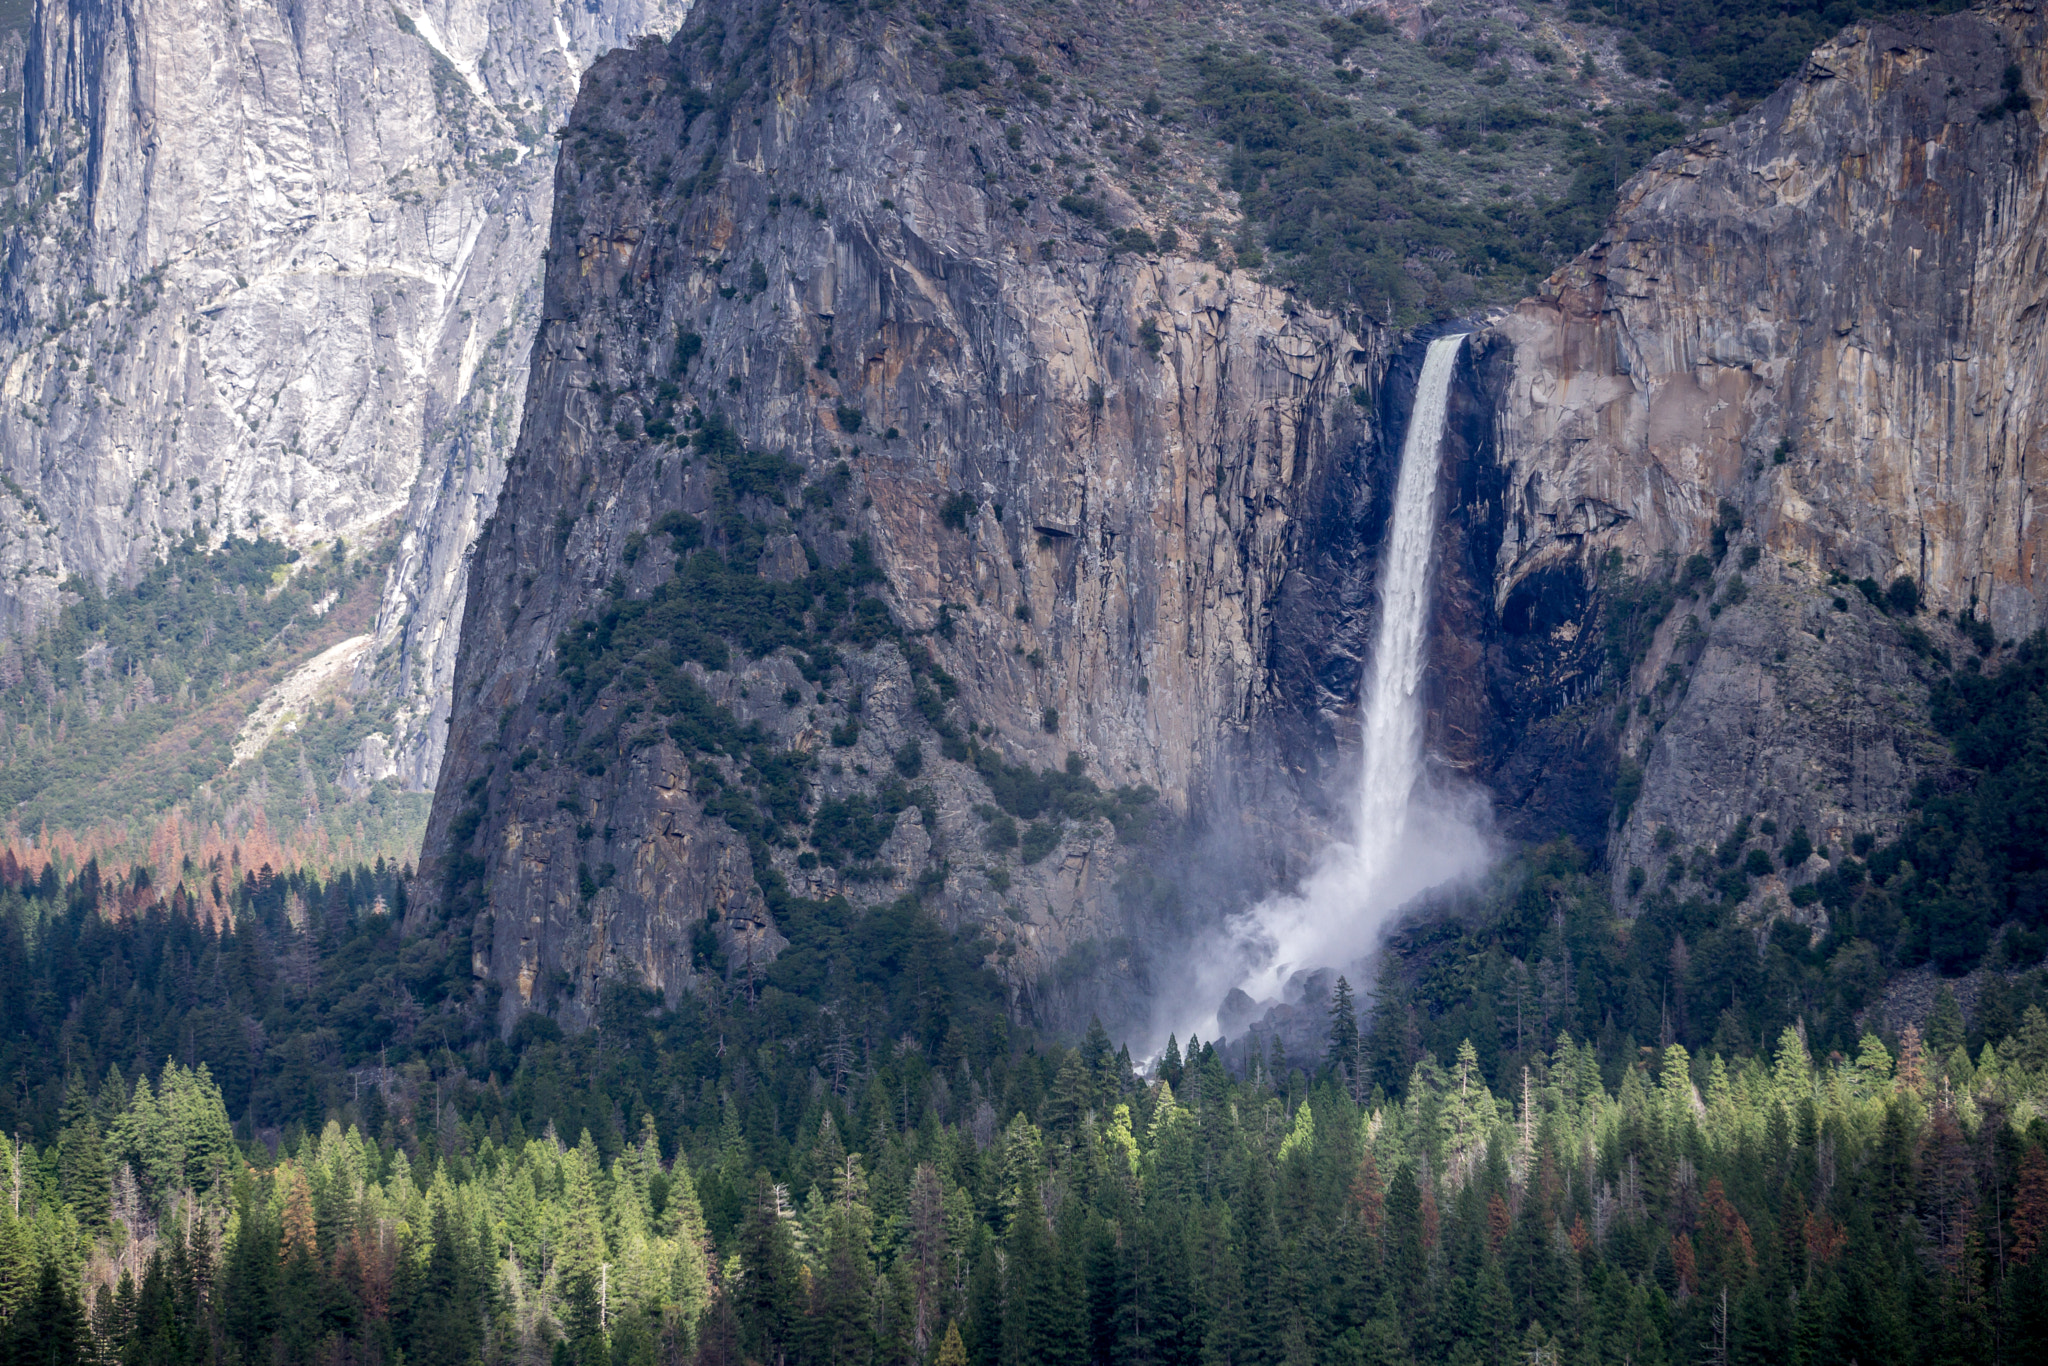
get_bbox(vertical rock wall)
[420,0,2048,1028]
[417,0,1397,1030]
[0,0,686,784]
[1472,3,2048,894]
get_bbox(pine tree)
[662,1151,712,1346]
[1160,1035,1184,1091]
[1078,1019,1117,1109]
[2009,1145,2047,1266]
[810,1150,875,1366]
[1439,1040,1495,1181]
[1327,976,1362,1098]
[1044,1202,1091,1366]
[111,1077,174,1202]
[1001,1176,1047,1366]
[1045,1050,1094,1137]
[619,1113,662,1235]
[735,1173,802,1366]
[164,1063,236,1196]
[93,1065,128,1130]
[1269,1033,1292,1098]
[1927,985,1967,1058]
[938,1319,969,1366]
[908,1163,949,1357]
[608,1157,659,1322]
[280,1165,318,1262]
[4,1256,89,1366]
[999,1143,1087,1366]
[1081,1210,1127,1366]
[807,1111,847,1210]
[403,1198,486,1366]
[1366,957,1421,1096]
[1133,1205,1197,1366]
[90,1271,134,1360]
[126,1237,206,1365]
[1852,1033,1895,1101]
[559,1141,613,1361]
[1386,1162,1427,1316]
[1889,1032,1926,1108]
[0,1203,34,1326]
[963,1224,1004,1366]
[56,1094,111,1239]
[1236,1158,1284,1366]
[218,1192,281,1358]
[275,1179,324,1365]
[2010,1006,2048,1075]
[503,1166,544,1272]
[1359,1291,1409,1366]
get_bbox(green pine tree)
[810,1153,875,1366]
[4,1256,89,1366]
[558,1139,613,1363]
[1928,984,1967,1057]
[735,1173,802,1366]
[1327,976,1362,1096]
[56,1102,111,1239]
[404,1198,487,1366]
[662,1151,712,1346]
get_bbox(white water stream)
[1178,334,1487,1040]
[1351,333,1468,878]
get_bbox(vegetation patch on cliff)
[1192,40,1685,321]
[1566,0,1973,102]
[1841,634,2048,973]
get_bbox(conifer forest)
[0,848,2045,1365]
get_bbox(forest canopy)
[0,845,2044,1365]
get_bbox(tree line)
[2,981,2046,1362]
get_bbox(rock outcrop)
[1470,3,2047,896]
[416,0,1403,1031]
[0,0,685,784]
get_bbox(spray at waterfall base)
[1167,335,1495,1058]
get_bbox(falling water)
[1175,334,1484,1038]
[1351,333,1468,875]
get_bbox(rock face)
[416,0,1403,1031]
[1468,3,2048,896]
[422,0,2048,1031]
[0,0,685,785]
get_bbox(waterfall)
[1178,333,1485,1038]
[1351,333,1467,875]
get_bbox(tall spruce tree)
[55,1077,110,1237]
[558,1138,613,1364]
[735,1173,802,1366]
[1327,977,1362,1098]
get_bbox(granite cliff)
[1464,2,2047,909]
[0,0,685,787]
[416,0,1419,1032]
[420,0,2048,1034]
